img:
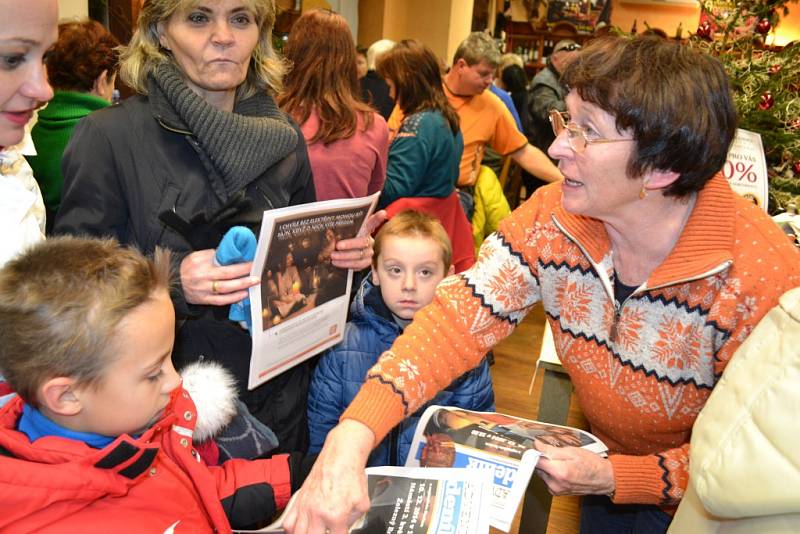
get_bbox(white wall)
[58,0,88,19]
[330,0,359,39]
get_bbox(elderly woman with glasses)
[283,35,800,534]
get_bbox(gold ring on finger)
[211,280,220,294]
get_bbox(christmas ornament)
[759,91,774,110]
[794,161,800,175]
[789,118,800,130]
[756,18,772,34]
[769,64,782,75]
[696,21,712,40]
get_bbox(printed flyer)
[247,193,379,390]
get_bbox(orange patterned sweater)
[343,175,800,508]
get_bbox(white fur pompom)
[180,361,238,442]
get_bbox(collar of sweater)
[37,91,109,122]
[147,62,298,196]
[552,173,736,287]
[353,276,404,335]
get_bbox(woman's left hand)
[330,210,387,270]
[533,441,615,497]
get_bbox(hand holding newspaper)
[235,466,494,533]
[406,406,608,532]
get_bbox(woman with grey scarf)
[54,0,378,453]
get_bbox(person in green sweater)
[27,19,119,226]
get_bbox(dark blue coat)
[307,276,495,466]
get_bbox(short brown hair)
[119,0,283,99]
[0,237,173,406]
[46,20,120,93]
[373,211,452,272]
[376,40,459,134]
[561,35,737,197]
[279,9,374,145]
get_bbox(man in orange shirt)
[444,32,562,190]
[389,32,561,217]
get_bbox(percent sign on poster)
[724,129,768,212]
[724,160,759,183]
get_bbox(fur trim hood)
[180,361,238,443]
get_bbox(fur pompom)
[180,361,238,443]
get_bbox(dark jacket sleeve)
[528,77,565,124]
[55,114,130,241]
[213,454,289,528]
[55,114,195,314]
[287,120,317,207]
[213,452,316,528]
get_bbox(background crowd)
[1,0,799,533]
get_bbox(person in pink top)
[279,9,388,201]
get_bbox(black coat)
[55,93,316,452]
[360,70,395,120]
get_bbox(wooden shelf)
[504,21,593,76]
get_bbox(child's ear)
[39,377,83,416]
[371,268,380,286]
[447,265,455,276]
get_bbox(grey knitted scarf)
[149,62,297,196]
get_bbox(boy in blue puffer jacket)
[307,210,495,466]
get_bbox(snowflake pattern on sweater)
[346,175,800,509]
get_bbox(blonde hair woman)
[54,0,377,452]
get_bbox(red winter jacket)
[0,387,293,533]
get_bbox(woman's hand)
[282,419,374,534]
[330,210,387,270]
[533,441,615,497]
[180,249,260,306]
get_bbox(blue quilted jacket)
[307,276,495,466]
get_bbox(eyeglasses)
[549,110,635,153]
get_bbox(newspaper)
[235,466,494,533]
[247,193,380,390]
[406,406,608,532]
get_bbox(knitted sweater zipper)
[551,214,733,342]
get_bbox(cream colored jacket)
[0,130,45,268]
[669,286,800,533]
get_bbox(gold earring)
[639,179,649,200]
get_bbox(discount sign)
[724,129,769,212]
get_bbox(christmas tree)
[689,0,800,214]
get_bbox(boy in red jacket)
[0,236,309,533]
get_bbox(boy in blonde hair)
[308,211,494,466]
[0,236,309,532]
